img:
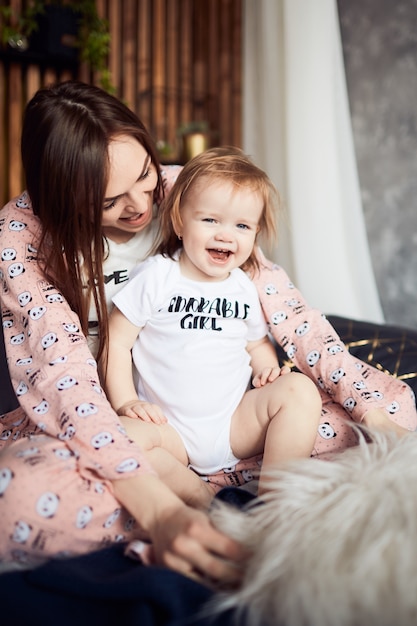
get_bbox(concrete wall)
[338,0,417,330]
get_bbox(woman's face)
[102,135,158,243]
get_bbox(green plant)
[0,0,115,93]
[0,0,44,50]
[74,0,114,93]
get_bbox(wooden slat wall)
[0,0,242,206]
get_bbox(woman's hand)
[113,473,246,588]
[147,501,246,588]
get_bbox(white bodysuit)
[112,254,268,474]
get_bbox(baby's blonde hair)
[155,146,280,275]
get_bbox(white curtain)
[243,0,384,323]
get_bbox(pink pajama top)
[0,193,154,484]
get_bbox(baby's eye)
[237,223,250,230]
[202,217,217,223]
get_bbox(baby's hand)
[117,400,167,424]
[252,365,291,388]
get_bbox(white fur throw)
[210,429,417,626]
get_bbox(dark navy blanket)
[0,544,238,626]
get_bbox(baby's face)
[178,180,262,282]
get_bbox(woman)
[0,81,415,571]
[0,81,243,579]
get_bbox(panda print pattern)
[0,194,155,568]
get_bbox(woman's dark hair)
[21,80,162,361]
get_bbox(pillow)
[274,315,417,399]
[328,315,417,397]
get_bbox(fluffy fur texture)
[210,428,417,626]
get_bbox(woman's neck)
[102,227,136,244]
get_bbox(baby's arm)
[247,336,290,388]
[104,307,166,424]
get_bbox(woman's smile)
[120,210,149,225]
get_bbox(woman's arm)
[253,248,417,428]
[0,198,154,481]
[159,165,183,200]
[1,198,245,583]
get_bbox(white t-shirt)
[87,163,182,355]
[87,220,158,355]
[112,254,268,473]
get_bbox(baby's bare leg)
[120,416,215,509]
[230,372,322,493]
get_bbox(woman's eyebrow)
[103,191,121,203]
[103,193,119,204]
